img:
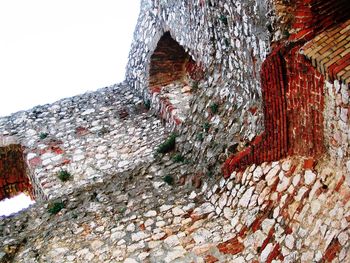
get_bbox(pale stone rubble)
[0,0,349,261]
[0,83,349,262]
[1,149,349,262]
[0,83,168,200]
[324,80,350,178]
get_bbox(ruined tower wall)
[126,0,350,179]
[0,1,350,262]
[126,0,273,176]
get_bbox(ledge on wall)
[302,18,350,86]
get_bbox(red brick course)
[204,255,219,263]
[323,238,341,262]
[303,19,350,85]
[217,237,245,255]
[275,0,350,42]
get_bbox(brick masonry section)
[0,145,33,201]
[274,0,350,42]
[1,0,350,262]
[223,45,325,177]
[302,19,350,85]
[222,0,350,177]
[284,47,325,156]
[221,45,286,175]
[149,32,202,88]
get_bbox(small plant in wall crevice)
[39,132,48,140]
[163,175,174,185]
[209,103,219,114]
[172,153,185,163]
[219,15,228,26]
[203,122,211,133]
[156,133,177,154]
[191,81,199,91]
[48,201,65,215]
[57,170,72,182]
[143,99,151,110]
[196,132,204,142]
[206,170,213,178]
[224,38,230,47]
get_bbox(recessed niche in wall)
[148,32,204,127]
[0,144,34,216]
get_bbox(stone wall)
[324,80,350,181]
[202,157,350,262]
[0,0,350,262]
[125,0,350,179]
[0,84,168,201]
[126,0,272,176]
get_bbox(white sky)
[0,0,140,117]
[0,1,140,216]
[0,193,35,216]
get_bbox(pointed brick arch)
[149,32,203,87]
[148,32,204,127]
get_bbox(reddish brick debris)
[217,237,245,255]
[204,255,219,263]
[323,238,341,262]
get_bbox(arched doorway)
[148,32,204,127]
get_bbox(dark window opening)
[0,144,34,216]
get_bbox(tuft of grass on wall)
[283,29,290,39]
[172,153,185,163]
[203,122,211,133]
[196,132,204,142]
[57,170,72,182]
[207,171,213,178]
[192,81,199,91]
[156,133,177,154]
[224,38,230,47]
[48,201,64,215]
[219,15,228,26]
[163,175,174,185]
[209,103,219,114]
[144,99,151,110]
[39,132,48,139]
